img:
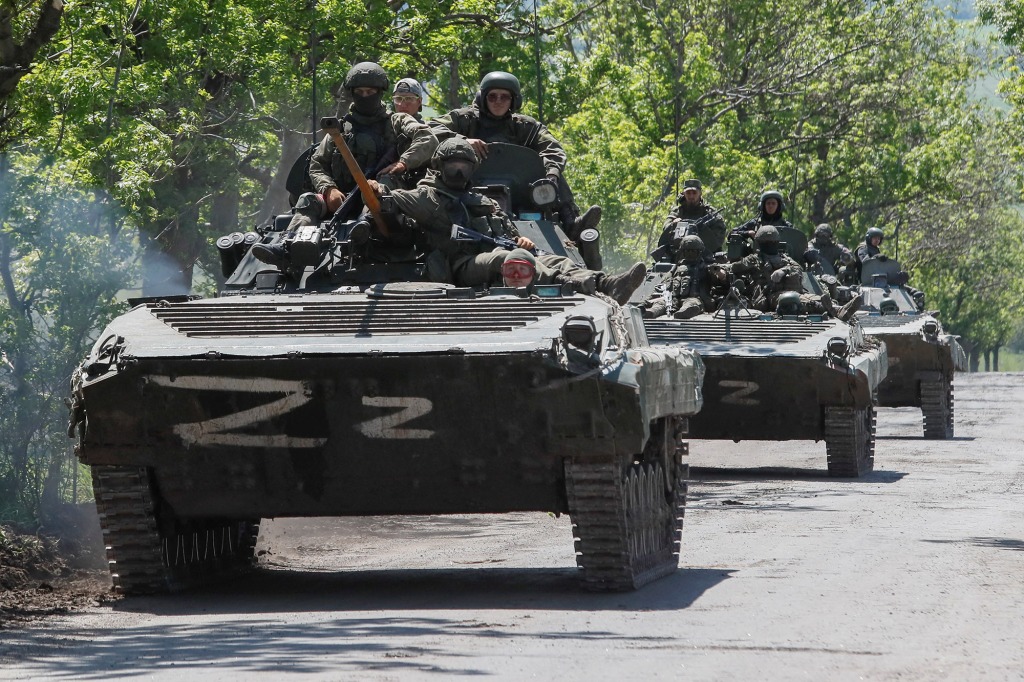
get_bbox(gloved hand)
[770,268,785,284]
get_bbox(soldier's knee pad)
[294,192,327,219]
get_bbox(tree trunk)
[993,346,1000,372]
[969,347,980,373]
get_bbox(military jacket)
[669,261,719,309]
[729,250,803,293]
[308,107,437,195]
[730,213,793,238]
[659,200,727,255]
[384,172,520,259]
[855,243,882,263]
[430,106,568,177]
[812,240,853,271]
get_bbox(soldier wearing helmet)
[807,223,854,275]
[656,178,728,261]
[641,235,729,319]
[367,138,646,303]
[727,225,803,312]
[729,190,793,244]
[254,62,438,269]
[856,227,886,263]
[429,71,602,253]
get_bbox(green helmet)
[679,235,705,261]
[431,138,480,171]
[813,223,833,242]
[865,226,884,245]
[776,291,803,316]
[754,225,780,245]
[478,71,522,112]
[344,62,389,93]
[758,190,785,213]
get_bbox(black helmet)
[431,138,480,171]
[813,223,833,241]
[344,62,389,93]
[865,227,884,245]
[754,225,780,244]
[477,71,522,112]
[758,190,785,214]
[679,235,705,261]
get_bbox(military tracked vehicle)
[69,143,704,594]
[854,258,967,439]
[631,229,887,478]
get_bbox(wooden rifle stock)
[319,116,390,238]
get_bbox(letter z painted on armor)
[356,396,435,439]
[719,380,760,406]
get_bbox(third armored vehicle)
[854,258,967,439]
[69,142,704,594]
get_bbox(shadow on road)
[105,564,734,617]
[923,537,1024,551]
[691,466,907,484]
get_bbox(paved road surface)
[1,372,1021,680]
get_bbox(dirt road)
[1,372,1021,680]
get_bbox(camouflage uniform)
[429,72,595,241]
[642,236,724,319]
[729,190,793,241]
[657,198,727,259]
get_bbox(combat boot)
[837,295,863,322]
[252,242,291,268]
[574,205,602,234]
[597,262,647,305]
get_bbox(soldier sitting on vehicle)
[654,179,727,262]
[253,62,438,269]
[729,226,859,319]
[640,236,728,319]
[366,138,646,304]
[501,248,538,290]
[429,71,602,267]
[729,190,792,244]
[806,223,854,275]
[856,227,926,310]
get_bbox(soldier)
[640,235,728,319]
[391,77,425,122]
[501,248,537,289]
[368,138,646,303]
[728,226,803,312]
[727,226,857,318]
[429,71,601,243]
[729,189,793,242]
[806,223,854,274]
[855,226,886,263]
[855,226,926,310]
[254,62,437,268]
[655,179,727,261]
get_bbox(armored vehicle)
[854,258,967,439]
[631,229,887,478]
[68,143,704,595]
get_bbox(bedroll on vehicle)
[68,143,705,595]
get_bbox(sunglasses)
[486,92,513,103]
[392,95,419,104]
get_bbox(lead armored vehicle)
[631,227,886,477]
[854,258,967,439]
[69,143,704,594]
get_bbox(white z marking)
[357,397,434,439]
[150,376,327,449]
[719,380,760,406]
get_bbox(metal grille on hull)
[644,318,833,345]
[149,298,580,338]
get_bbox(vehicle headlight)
[562,316,598,353]
[530,179,559,208]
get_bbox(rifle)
[671,207,723,241]
[450,224,538,254]
[319,116,390,237]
